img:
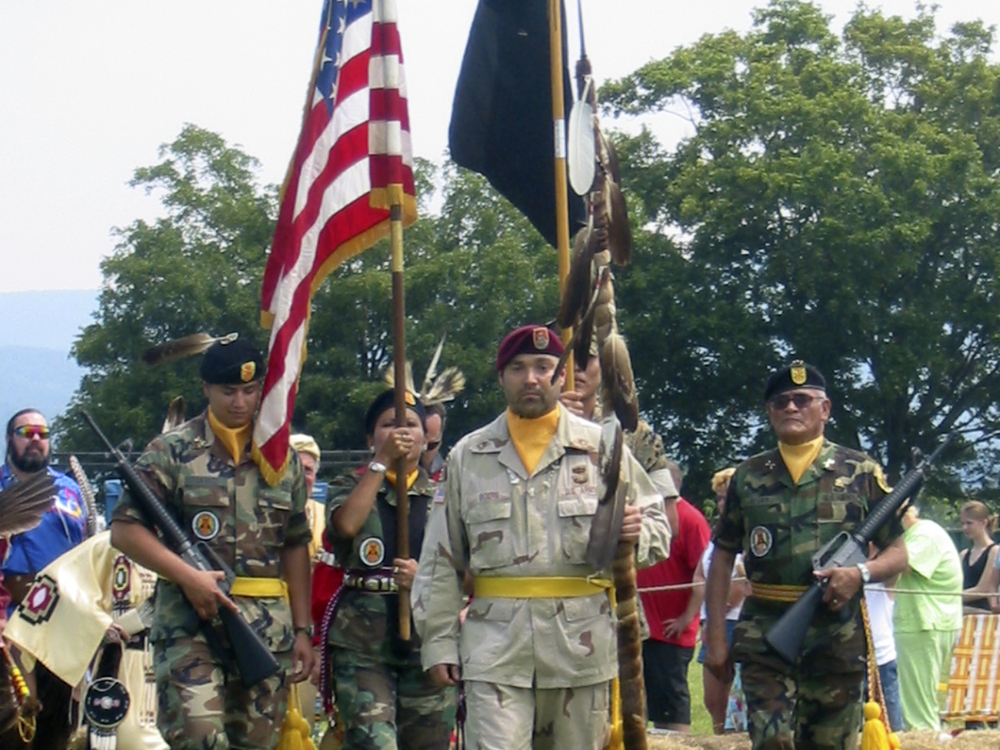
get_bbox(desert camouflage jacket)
[412,407,672,688]
[112,411,309,652]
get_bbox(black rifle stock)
[764,432,955,663]
[82,411,281,685]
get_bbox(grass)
[686,641,714,736]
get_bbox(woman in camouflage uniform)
[320,390,456,750]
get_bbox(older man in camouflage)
[111,335,314,750]
[704,361,908,750]
[413,324,672,750]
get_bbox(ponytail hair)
[961,501,997,534]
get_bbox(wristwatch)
[368,460,388,474]
[294,624,314,638]
[856,563,872,584]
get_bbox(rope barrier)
[636,578,984,598]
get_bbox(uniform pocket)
[466,499,513,570]
[557,496,598,564]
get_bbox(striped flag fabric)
[253,0,416,484]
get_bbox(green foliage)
[59,132,558,456]
[60,125,275,448]
[602,0,1000,498]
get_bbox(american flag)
[253,0,415,484]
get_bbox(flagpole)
[548,0,575,391]
[390,203,412,642]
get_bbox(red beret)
[496,325,564,371]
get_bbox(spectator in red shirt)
[636,461,711,734]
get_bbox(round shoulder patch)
[192,510,221,541]
[359,537,385,567]
[749,525,773,557]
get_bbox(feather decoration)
[383,361,416,395]
[422,367,466,407]
[68,455,98,537]
[585,417,624,571]
[0,471,57,536]
[421,336,447,398]
[161,396,186,434]
[141,332,238,366]
[557,225,597,329]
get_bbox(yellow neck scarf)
[384,469,419,492]
[208,410,251,465]
[506,405,560,475]
[778,436,825,485]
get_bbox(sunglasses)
[12,425,50,440]
[768,393,824,410]
[426,440,442,450]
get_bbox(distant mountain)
[0,345,85,428]
[0,290,97,428]
[0,289,98,351]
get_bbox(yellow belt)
[230,576,288,599]
[750,582,807,603]
[473,576,613,599]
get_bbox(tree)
[601,0,1000,497]
[60,124,276,449]
[59,127,560,461]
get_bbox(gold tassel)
[860,599,891,750]
[277,683,316,750]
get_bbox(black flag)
[449,0,586,248]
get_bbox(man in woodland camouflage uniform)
[413,325,671,750]
[111,336,314,750]
[704,361,908,750]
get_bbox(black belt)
[343,569,398,594]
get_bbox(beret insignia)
[240,361,256,383]
[532,327,550,350]
[790,362,807,386]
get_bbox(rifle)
[764,432,955,663]
[82,411,281,685]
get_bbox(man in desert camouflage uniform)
[413,325,672,750]
[704,361,908,750]
[111,335,315,750]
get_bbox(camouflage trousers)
[154,636,292,750]
[331,649,456,750]
[740,653,863,750]
[464,680,609,750]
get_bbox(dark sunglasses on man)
[768,393,824,411]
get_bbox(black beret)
[495,325,564,372]
[364,389,427,436]
[200,335,265,385]
[764,360,826,402]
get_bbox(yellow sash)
[473,575,611,598]
[230,577,288,598]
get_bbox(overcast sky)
[0,0,994,293]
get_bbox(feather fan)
[0,471,58,536]
[422,367,466,407]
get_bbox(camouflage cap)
[764,360,826,402]
[199,335,264,385]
